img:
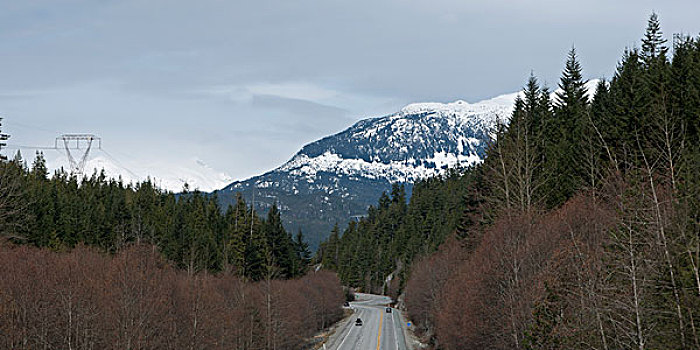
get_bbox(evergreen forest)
[0,149,311,280]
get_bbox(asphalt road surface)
[325,293,410,350]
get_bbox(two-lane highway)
[325,293,410,350]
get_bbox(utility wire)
[99,148,140,179]
[4,144,58,150]
[2,121,62,135]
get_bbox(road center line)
[376,311,384,350]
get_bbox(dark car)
[355,318,363,326]
[385,307,392,313]
[343,301,350,307]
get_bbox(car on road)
[355,318,363,326]
[385,307,392,313]
[343,301,350,307]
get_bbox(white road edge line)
[392,310,398,350]
[336,309,357,350]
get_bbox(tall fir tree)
[546,47,589,206]
[607,49,646,165]
[641,13,668,65]
[293,228,311,276]
[263,203,296,278]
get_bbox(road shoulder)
[311,307,355,350]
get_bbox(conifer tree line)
[0,150,311,281]
[322,14,700,349]
[317,169,484,294]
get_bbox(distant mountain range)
[214,92,520,250]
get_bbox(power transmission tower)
[55,134,101,175]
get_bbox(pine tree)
[607,48,646,165]
[670,36,700,142]
[263,203,295,277]
[556,47,589,111]
[223,199,246,273]
[243,203,266,281]
[293,229,311,276]
[0,133,27,239]
[321,223,341,270]
[546,47,589,206]
[586,79,617,177]
[641,13,668,65]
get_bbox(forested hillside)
[322,14,700,349]
[317,168,485,294]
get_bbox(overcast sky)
[1,0,699,186]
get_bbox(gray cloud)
[252,95,350,130]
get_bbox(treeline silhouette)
[0,243,343,349]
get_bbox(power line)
[5,144,57,150]
[2,120,63,135]
[99,148,140,179]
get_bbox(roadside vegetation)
[0,242,343,349]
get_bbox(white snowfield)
[280,150,483,183]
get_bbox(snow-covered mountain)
[277,98,513,183]
[216,92,519,249]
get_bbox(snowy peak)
[274,95,514,184]
[399,95,514,121]
[221,81,599,249]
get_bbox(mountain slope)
[215,94,517,249]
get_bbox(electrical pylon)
[55,134,101,175]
